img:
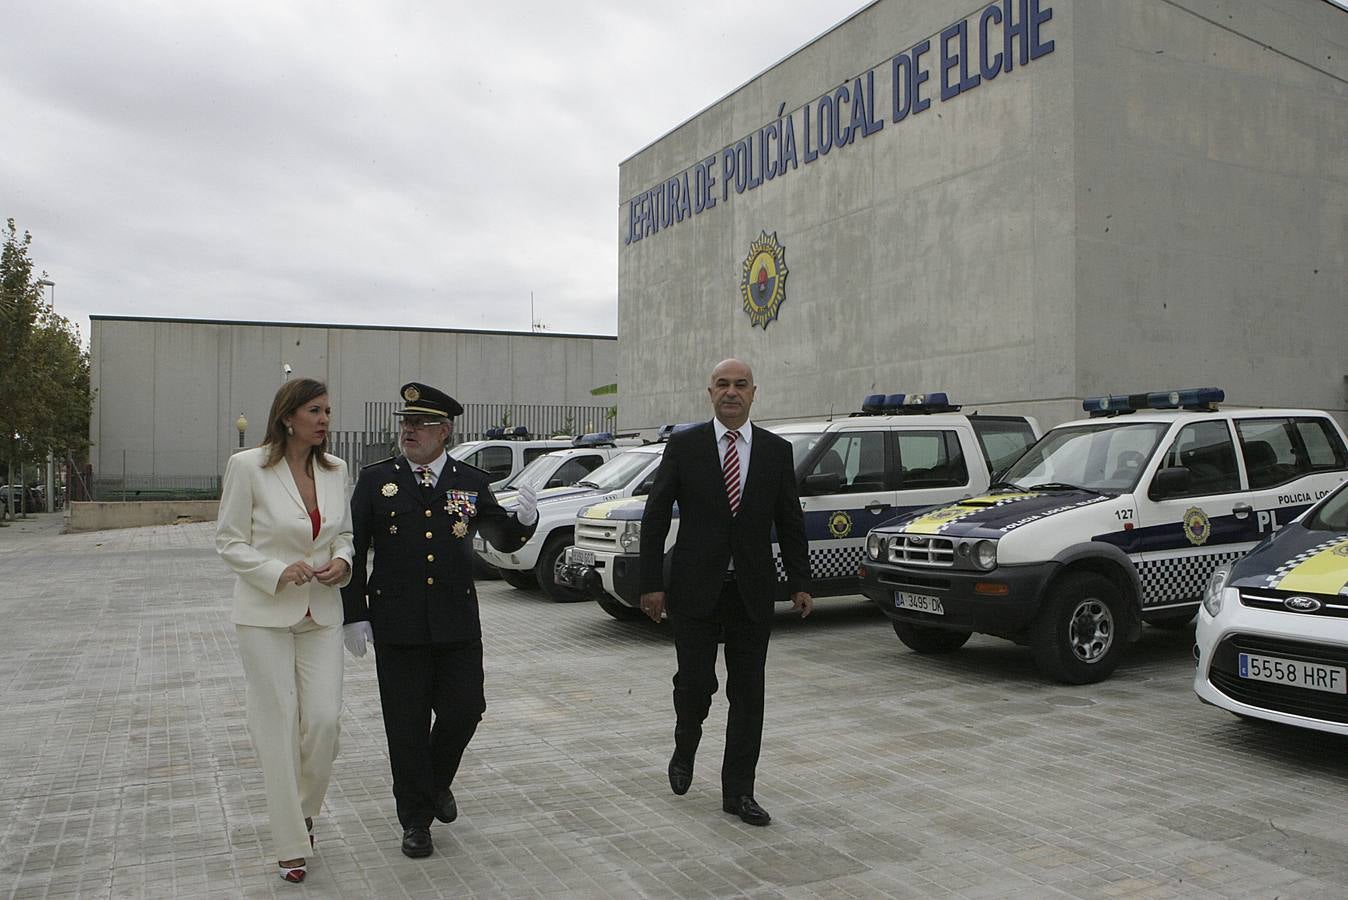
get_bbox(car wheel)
[892,621,970,654]
[537,533,586,603]
[499,568,537,590]
[1144,609,1195,629]
[597,595,643,621]
[1030,572,1126,684]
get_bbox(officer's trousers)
[236,618,343,861]
[374,640,486,827]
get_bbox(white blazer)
[215,447,355,627]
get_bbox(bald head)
[707,358,756,428]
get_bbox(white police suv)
[449,426,574,490]
[860,388,1348,684]
[1195,479,1348,734]
[474,438,672,600]
[558,394,1039,620]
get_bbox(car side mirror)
[634,477,655,496]
[801,472,843,496]
[1150,466,1191,499]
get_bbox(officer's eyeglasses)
[401,417,446,430]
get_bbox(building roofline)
[88,314,617,341]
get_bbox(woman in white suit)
[216,378,354,883]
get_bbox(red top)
[309,507,320,540]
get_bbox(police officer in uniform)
[342,383,538,858]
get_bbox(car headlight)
[618,521,641,552]
[970,540,998,571]
[866,532,884,560]
[1202,566,1230,617]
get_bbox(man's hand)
[313,558,350,585]
[639,591,666,623]
[343,621,373,657]
[790,591,813,618]
[516,484,538,526]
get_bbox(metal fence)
[84,402,616,501]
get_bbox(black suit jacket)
[342,455,535,644]
[639,421,810,622]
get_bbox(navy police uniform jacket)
[342,455,535,644]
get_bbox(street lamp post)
[235,414,248,449]
[36,280,56,511]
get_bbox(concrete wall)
[89,317,618,478]
[617,0,1347,433]
[65,500,218,532]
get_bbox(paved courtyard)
[3,512,1348,898]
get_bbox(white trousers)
[236,618,343,861]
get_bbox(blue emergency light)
[1083,387,1224,416]
[572,431,614,448]
[858,392,958,416]
[656,423,699,441]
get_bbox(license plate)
[895,591,943,615]
[1238,653,1347,694]
[568,547,595,566]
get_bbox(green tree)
[0,219,92,519]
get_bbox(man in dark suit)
[342,382,538,858]
[639,358,811,827]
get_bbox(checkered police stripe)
[1262,536,1348,589]
[772,542,863,581]
[1135,549,1245,607]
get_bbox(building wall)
[617,0,1346,432]
[88,317,617,478]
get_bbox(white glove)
[343,621,373,658]
[516,483,538,526]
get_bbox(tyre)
[1145,609,1195,630]
[892,621,970,654]
[536,533,586,602]
[597,595,643,621]
[499,568,537,590]
[1030,572,1126,684]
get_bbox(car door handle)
[1233,502,1252,519]
[864,502,889,513]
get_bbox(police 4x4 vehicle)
[492,434,641,502]
[448,426,574,490]
[860,388,1348,684]
[558,394,1039,621]
[1194,479,1348,734]
[474,438,673,600]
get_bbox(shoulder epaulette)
[362,455,396,469]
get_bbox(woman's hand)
[313,558,350,586]
[278,561,317,590]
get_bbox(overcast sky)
[3,1,875,342]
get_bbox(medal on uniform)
[452,520,469,538]
[381,483,398,497]
[389,524,398,534]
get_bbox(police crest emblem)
[739,231,788,329]
[827,510,853,539]
[1182,506,1211,546]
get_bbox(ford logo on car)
[1284,596,1322,612]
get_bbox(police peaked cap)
[394,382,464,419]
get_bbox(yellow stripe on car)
[1273,538,1348,595]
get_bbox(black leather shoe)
[401,826,433,858]
[722,795,771,826]
[434,788,458,823]
[667,756,693,796]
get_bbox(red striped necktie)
[723,430,741,515]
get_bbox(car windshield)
[501,454,559,491]
[447,441,483,460]
[780,432,825,472]
[577,450,658,491]
[998,422,1170,492]
[1306,482,1348,532]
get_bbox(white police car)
[559,394,1039,619]
[492,435,640,502]
[860,388,1348,684]
[448,427,573,490]
[475,439,673,600]
[1194,480,1348,734]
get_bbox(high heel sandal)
[278,860,307,883]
